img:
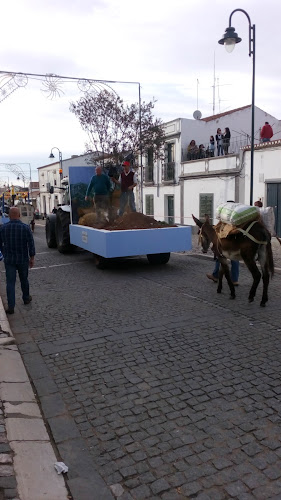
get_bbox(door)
[167,195,174,225]
[267,183,281,236]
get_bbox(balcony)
[144,165,154,184]
[162,162,175,183]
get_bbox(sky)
[0,0,280,185]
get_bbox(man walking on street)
[85,165,111,222]
[0,206,35,314]
[113,161,137,216]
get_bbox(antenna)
[213,52,216,115]
[197,79,199,110]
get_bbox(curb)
[0,298,69,500]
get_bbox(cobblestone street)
[1,224,281,500]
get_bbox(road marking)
[49,261,88,268]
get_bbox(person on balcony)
[207,136,215,157]
[198,144,206,159]
[215,128,223,156]
[260,122,273,143]
[187,140,199,160]
[223,127,231,155]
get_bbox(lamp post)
[49,147,63,178]
[218,9,255,205]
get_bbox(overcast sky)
[0,0,280,184]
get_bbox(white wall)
[242,141,281,205]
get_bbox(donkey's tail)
[267,241,274,278]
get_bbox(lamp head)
[218,26,242,53]
[49,152,55,159]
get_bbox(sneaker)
[206,273,218,283]
[24,296,32,305]
[6,308,14,315]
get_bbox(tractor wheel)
[46,216,57,248]
[147,253,170,265]
[55,209,73,253]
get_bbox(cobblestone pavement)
[1,224,281,500]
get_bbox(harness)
[235,220,268,245]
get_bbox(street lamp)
[49,147,63,179]
[218,9,255,205]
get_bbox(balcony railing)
[144,165,154,183]
[162,162,175,182]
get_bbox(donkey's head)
[192,214,212,254]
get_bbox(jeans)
[5,262,30,309]
[213,258,239,282]
[217,144,223,156]
[261,138,270,143]
[119,191,136,216]
[94,195,109,222]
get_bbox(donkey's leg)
[258,246,269,307]
[241,252,261,303]
[220,258,235,299]
[217,263,223,293]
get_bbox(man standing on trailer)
[113,161,137,216]
[85,165,111,222]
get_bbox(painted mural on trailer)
[68,166,95,224]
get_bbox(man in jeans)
[0,206,35,314]
[113,161,137,216]
[85,165,111,222]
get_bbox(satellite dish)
[193,110,202,120]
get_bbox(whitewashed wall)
[242,141,281,205]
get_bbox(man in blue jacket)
[0,206,35,314]
[85,165,111,222]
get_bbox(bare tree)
[70,90,165,163]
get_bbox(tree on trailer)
[69,89,165,165]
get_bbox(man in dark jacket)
[0,206,35,314]
[113,161,137,216]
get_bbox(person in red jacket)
[260,122,273,143]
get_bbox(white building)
[38,152,100,216]
[141,106,281,235]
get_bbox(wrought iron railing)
[162,162,175,182]
[144,165,154,183]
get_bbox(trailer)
[46,166,192,267]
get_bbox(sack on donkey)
[216,202,260,226]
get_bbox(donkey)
[192,214,274,307]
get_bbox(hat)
[122,161,130,167]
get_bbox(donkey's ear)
[192,214,203,228]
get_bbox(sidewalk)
[0,300,70,500]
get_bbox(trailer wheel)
[147,253,170,265]
[46,216,57,248]
[55,209,73,253]
[95,255,107,269]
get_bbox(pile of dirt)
[104,212,172,230]
[79,211,176,230]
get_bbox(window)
[167,143,175,163]
[54,179,57,186]
[163,143,175,181]
[145,148,154,182]
[167,195,174,224]
[145,195,154,216]
[199,194,213,222]
[147,148,153,167]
